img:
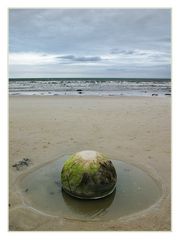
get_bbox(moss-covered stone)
[61,150,117,199]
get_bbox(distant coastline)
[9,77,171,82]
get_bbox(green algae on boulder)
[61,150,117,199]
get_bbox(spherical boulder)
[61,150,117,199]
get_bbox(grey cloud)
[110,48,153,56]
[9,9,171,53]
[58,55,102,62]
[9,9,171,78]
[110,48,170,59]
[110,49,137,55]
[74,56,101,62]
[58,55,75,60]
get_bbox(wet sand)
[9,96,171,231]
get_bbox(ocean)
[9,78,171,97]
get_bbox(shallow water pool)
[17,155,161,220]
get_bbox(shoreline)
[9,95,171,230]
[9,94,171,99]
[9,93,171,97]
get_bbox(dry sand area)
[9,96,171,231]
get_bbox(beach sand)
[9,96,171,231]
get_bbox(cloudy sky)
[9,9,171,78]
